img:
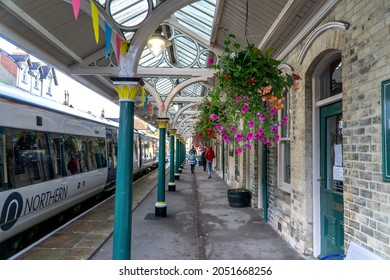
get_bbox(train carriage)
[0,83,158,255]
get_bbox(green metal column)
[155,118,169,217]
[111,79,143,260]
[168,129,176,191]
[175,135,180,179]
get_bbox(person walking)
[188,146,197,174]
[200,149,206,171]
[205,146,215,179]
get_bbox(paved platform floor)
[91,164,304,260]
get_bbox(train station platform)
[92,164,304,260]
[13,163,304,260]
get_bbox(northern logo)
[1,192,23,231]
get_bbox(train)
[0,82,158,256]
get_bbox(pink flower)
[246,133,254,140]
[222,135,230,142]
[246,144,252,150]
[244,97,250,103]
[235,133,243,141]
[282,116,289,123]
[257,129,264,135]
[234,96,242,104]
[264,139,271,145]
[236,147,243,154]
[248,120,255,128]
[270,108,277,115]
[216,123,223,130]
[271,124,279,133]
[208,57,214,65]
[241,105,250,113]
[258,114,266,121]
[231,126,237,132]
[210,114,218,121]
[274,135,280,142]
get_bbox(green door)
[319,102,344,258]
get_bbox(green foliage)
[194,29,301,153]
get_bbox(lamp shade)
[147,33,172,57]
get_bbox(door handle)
[317,177,323,187]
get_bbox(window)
[46,79,52,97]
[34,75,39,89]
[319,57,342,100]
[278,90,291,191]
[22,68,27,83]
[0,127,107,191]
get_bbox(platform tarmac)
[91,164,304,260]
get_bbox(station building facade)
[214,0,390,259]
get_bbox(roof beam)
[137,67,214,78]
[0,0,82,63]
[258,0,308,51]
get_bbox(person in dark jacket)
[200,149,206,171]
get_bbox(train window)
[50,135,66,178]
[78,139,89,173]
[63,135,79,175]
[97,138,107,168]
[13,129,53,187]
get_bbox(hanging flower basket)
[195,29,300,154]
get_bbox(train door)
[0,127,8,190]
[105,128,117,185]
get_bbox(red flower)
[223,75,231,80]
[247,78,255,85]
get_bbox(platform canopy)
[0,0,335,140]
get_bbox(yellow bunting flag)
[150,103,154,118]
[120,40,128,57]
[90,0,99,44]
[72,0,80,20]
[141,88,145,107]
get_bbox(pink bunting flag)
[72,0,80,20]
[115,34,121,65]
[162,103,165,112]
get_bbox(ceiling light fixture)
[147,28,171,57]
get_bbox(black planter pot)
[227,189,251,208]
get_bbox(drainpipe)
[222,141,225,180]
[262,143,268,221]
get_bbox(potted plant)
[227,187,251,208]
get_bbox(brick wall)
[273,0,390,258]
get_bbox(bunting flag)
[120,40,128,57]
[104,22,112,58]
[150,103,154,119]
[90,0,99,44]
[161,103,165,112]
[144,96,148,109]
[141,88,145,107]
[148,101,152,117]
[72,0,80,20]
[115,34,121,64]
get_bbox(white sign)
[333,166,343,181]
